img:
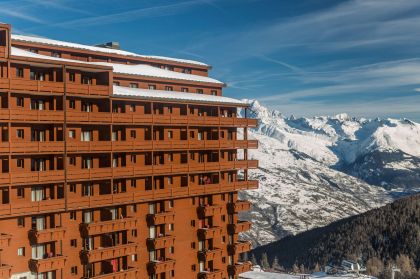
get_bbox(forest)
[250,194,420,279]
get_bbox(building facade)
[0,23,258,279]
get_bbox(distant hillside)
[251,194,420,272]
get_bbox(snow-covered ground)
[241,271,375,279]
[239,100,420,245]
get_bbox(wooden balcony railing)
[198,269,224,279]
[9,141,64,154]
[197,204,223,218]
[227,200,252,214]
[228,261,252,275]
[146,211,175,226]
[197,226,222,240]
[146,235,175,250]
[7,109,64,122]
[198,248,223,261]
[0,264,12,279]
[85,267,139,279]
[80,217,137,236]
[29,255,67,273]
[9,170,64,185]
[227,221,252,234]
[66,83,109,96]
[0,199,65,216]
[29,227,66,244]
[0,46,6,58]
[67,141,112,153]
[0,233,11,249]
[147,259,176,275]
[227,241,252,255]
[67,111,111,123]
[82,243,137,263]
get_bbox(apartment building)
[0,23,258,279]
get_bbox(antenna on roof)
[95,41,120,50]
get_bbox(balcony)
[10,170,64,185]
[227,221,251,234]
[9,109,64,122]
[228,261,252,275]
[10,141,64,154]
[29,227,66,244]
[66,83,109,96]
[197,248,223,261]
[227,201,252,214]
[147,259,175,275]
[81,218,137,236]
[198,269,224,279]
[0,233,11,249]
[227,241,252,255]
[229,180,259,191]
[146,235,175,250]
[67,141,112,153]
[0,264,12,279]
[197,226,222,240]
[82,243,138,263]
[67,111,111,123]
[67,168,112,181]
[85,267,139,279]
[146,211,175,226]
[9,79,64,94]
[197,204,223,218]
[29,255,67,273]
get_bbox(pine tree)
[272,256,281,271]
[250,253,258,266]
[260,253,270,270]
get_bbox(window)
[17,217,25,227]
[131,179,136,188]
[71,266,77,275]
[191,220,196,227]
[168,177,173,185]
[211,90,217,96]
[17,129,24,139]
[17,187,24,198]
[16,68,24,78]
[183,68,192,74]
[131,204,137,213]
[165,86,173,91]
[169,223,174,231]
[81,102,92,112]
[30,71,44,81]
[82,76,92,85]
[31,187,44,202]
[130,130,136,138]
[82,157,93,169]
[81,130,92,141]
[69,157,76,166]
[163,65,174,71]
[169,246,174,254]
[167,131,173,139]
[168,153,173,162]
[129,83,138,88]
[191,242,196,249]
[168,106,173,114]
[69,184,76,193]
[29,49,38,53]
[17,159,24,168]
[131,229,137,237]
[17,97,24,107]
[169,200,174,208]
[30,99,44,110]
[181,87,188,92]
[17,247,25,256]
[196,89,203,94]
[148,84,156,90]
[82,183,93,197]
[132,254,138,262]
[69,100,75,109]
[191,264,196,271]
[130,104,136,112]
[52,52,61,58]
[69,130,75,139]
[131,155,136,163]
[70,239,77,247]
[69,73,75,82]
[70,211,76,220]
[113,81,120,86]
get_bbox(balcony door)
[31,244,45,259]
[31,216,46,231]
[31,186,45,202]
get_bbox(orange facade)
[0,23,258,279]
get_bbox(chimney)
[95,41,120,50]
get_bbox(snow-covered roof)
[10,47,109,68]
[113,86,246,106]
[240,271,375,279]
[91,62,223,85]
[12,34,208,67]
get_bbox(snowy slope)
[239,100,420,246]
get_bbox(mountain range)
[238,100,420,246]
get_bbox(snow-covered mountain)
[238,100,420,246]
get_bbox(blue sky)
[2,0,420,121]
